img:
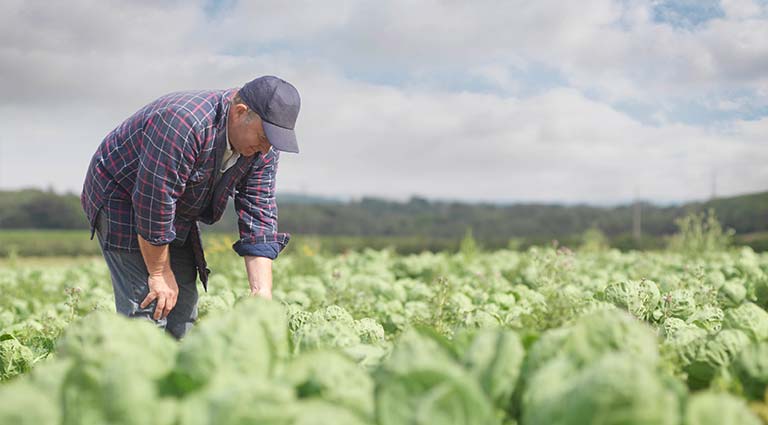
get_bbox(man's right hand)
[137,233,178,321]
[140,271,179,320]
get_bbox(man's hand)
[140,271,179,320]
[245,256,273,299]
[137,234,178,320]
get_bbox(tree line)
[1,188,766,251]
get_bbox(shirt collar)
[226,124,234,152]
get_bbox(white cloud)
[469,64,521,93]
[0,0,766,204]
[721,0,766,19]
[276,78,767,203]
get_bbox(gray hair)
[232,92,258,123]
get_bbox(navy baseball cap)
[239,76,301,154]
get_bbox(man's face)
[227,103,272,157]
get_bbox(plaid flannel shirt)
[81,88,291,290]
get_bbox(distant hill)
[272,190,768,246]
[1,187,766,251]
[277,192,345,204]
[0,188,86,229]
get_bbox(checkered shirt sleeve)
[232,149,291,258]
[131,107,202,245]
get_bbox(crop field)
[1,235,768,424]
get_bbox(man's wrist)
[149,268,174,279]
[244,255,273,296]
[249,279,272,290]
[137,234,172,277]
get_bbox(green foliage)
[181,378,297,425]
[732,342,768,400]
[718,280,748,308]
[2,240,768,424]
[460,227,480,259]
[661,318,708,370]
[562,308,661,369]
[57,312,179,425]
[669,209,735,254]
[685,329,751,390]
[288,305,386,354]
[522,353,680,425]
[0,337,35,380]
[0,189,87,229]
[458,328,525,410]
[167,297,289,395]
[599,279,661,320]
[5,188,768,256]
[282,350,374,420]
[375,329,497,425]
[684,390,761,425]
[580,226,610,252]
[0,379,59,425]
[722,302,768,342]
[0,230,102,257]
[293,400,373,425]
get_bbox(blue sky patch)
[652,0,725,29]
[614,91,768,128]
[204,0,236,19]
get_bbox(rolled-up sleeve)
[232,149,291,259]
[131,107,200,245]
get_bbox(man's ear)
[232,103,249,118]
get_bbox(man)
[81,75,301,339]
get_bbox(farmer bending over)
[81,76,301,339]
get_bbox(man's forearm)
[137,234,172,277]
[137,234,179,320]
[244,256,273,298]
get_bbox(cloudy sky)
[1,0,766,205]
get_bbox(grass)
[0,229,102,257]
[0,229,472,258]
[1,228,766,258]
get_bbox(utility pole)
[710,169,717,200]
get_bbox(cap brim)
[263,121,299,153]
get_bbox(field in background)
[1,228,766,259]
[0,230,468,258]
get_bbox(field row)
[1,244,768,424]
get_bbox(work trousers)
[94,209,199,339]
